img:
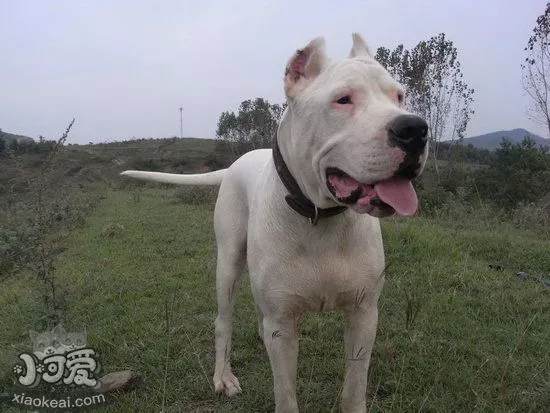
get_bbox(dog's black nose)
[388,115,428,153]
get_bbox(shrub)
[130,158,161,171]
[510,203,550,235]
[473,137,550,209]
[0,227,34,276]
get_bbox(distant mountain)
[0,130,34,144]
[461,128,549,150]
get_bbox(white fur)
[120,169,226,185]
[121,33,427,413]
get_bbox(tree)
[216,98,286,156]
[8,138,19,154]
[474,137,550,209]
[522,2,550,136]
[0,137,5,154]
[375,34,475,173]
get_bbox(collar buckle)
[309,206,319,226]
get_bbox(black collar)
[272,137,347,225]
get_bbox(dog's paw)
[213,371,242,397]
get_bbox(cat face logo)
[13,324,98,388]
[29,324,87,360]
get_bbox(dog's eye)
[336,96,352,105]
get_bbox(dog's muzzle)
[387,114,428,180]
[325,115,429,217]
[388,115,428,154]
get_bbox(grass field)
[1,188,549,412]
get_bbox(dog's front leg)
[263,315,299,413]
[341,306,379,413]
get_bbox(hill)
[0,136,231,200]
[0,129,34,144]
[462,128,549,150]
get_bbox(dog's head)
[279,34,428,218]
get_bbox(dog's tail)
[120,169,227,186]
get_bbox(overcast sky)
[1,0,548,144]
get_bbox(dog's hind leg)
[212,182,247,397]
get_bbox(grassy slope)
[76,137,229,174]
[0,137,226,196]
[1,188,549,412]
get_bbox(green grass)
[1,188,549,412]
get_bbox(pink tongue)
[374,178,418,216]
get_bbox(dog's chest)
[291,249,383,312]
[255,239,385,316]
[249,209,385,315]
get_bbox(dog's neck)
[272,134,347,225]
[275,108,328,203]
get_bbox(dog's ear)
[349,33,371,58]
[284,37,328,98]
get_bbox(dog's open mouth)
[326,168,418,217]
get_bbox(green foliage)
[511,202,550,233]
[8,139,18,153]
[416,135,549,229]
[0,130,58,156]
[474,137,550,209]
[216,98,286,156]
[0,227,34,276]
[0,136,56,156]
[130,157,162,171]
[203,153,227,170]
[435,141,493,164]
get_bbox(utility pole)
[179,106,183,139]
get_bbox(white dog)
[122,33,428,413]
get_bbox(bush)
[473,137,550,209]
[204,153,229,169]
[430,189,502,228]
[418,186,450,215]
[0,227,34,276]
[130,158,161,171]
[510,203,550,235]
